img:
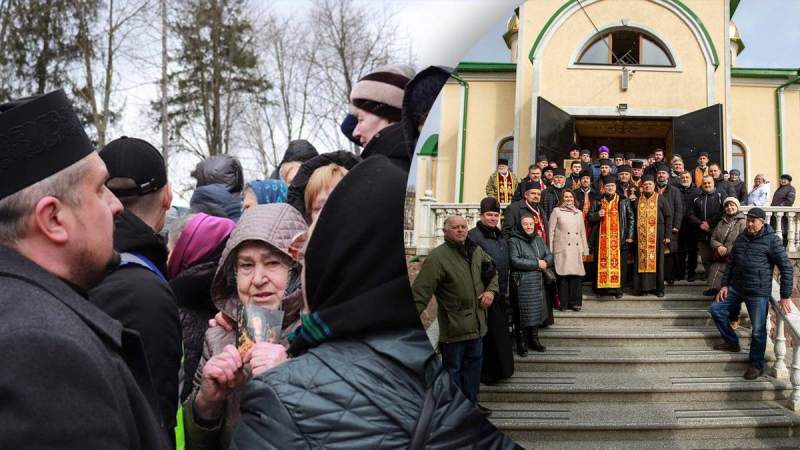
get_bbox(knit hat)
[730,169,741,176]
[781,174,792,182]
[536,155,548,163]
[350,68,413,122]
[723,197,740,208]
[480,197,501,213]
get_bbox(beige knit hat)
[350,65,415,122]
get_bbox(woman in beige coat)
[548,190,590,311]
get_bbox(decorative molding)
[562,106,685,117]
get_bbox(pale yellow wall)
[785,89,800,183]
[436,82,462,203]
[731,84,780,185]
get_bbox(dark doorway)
[576,118,671,159]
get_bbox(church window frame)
[568,23,682,72]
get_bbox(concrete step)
[552,307,750,327]
[512,346,772,373]
[486,400,800,442]
[514,436,800,449]
[538,325,751,348]
[479,371,793,403]
[580,290,720,309]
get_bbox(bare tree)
[160,0,168,167]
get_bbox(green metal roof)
[731,68,800,79]
[731,0,741,17]
[455,62,517,73]
[417,134,438,157]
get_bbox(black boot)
[528,326,546,352]
[515,327,528,357]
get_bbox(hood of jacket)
[210,203,308,318]
[191,155,244,195]
[401,66,452,159]
[279,139,318,165]
[113,209,169,277]
[167,213,236,279]
[286,151,361,221]
[190,184,242,222]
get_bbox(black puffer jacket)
[361,121,411,172]
[587,195,636,250]
[721,224,793,299]
[191,155,244,195]
[713,176,737,199]
[731,179,748,205]
[541,185,565,223]
[469,221,510,296]
[678,184,702,229]
[688,189,725,241]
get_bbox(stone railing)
[412,200,800,257]
[404,230,414,248]
[768,279,800,411]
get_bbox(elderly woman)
[183,204,307,449]
[747,174,771,206]
[509,214,554,356]
[706,197,747,328]
[241,179,288,212]
[548,190,589,312]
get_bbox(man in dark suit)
[0,90,169,448]
[655,165,684,284]
[503,183,548,243]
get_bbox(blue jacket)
[721,224,793,299]
[589,161,618,181]
[190,183,242,221]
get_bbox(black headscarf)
[287,156,421,357]
[286,151,361,221]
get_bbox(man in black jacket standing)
[511,165,545,203]
[541,168,567,223]
[711,208,794,380]
[677,171,702,282]
[709,163,736,199]
[0,90,169,448]
[656,165,684,284]
[90,136,182,447]
[469,197,514,384]
[689,176,725,279]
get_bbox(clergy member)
[485,158,519,204]
[587,176,635,298]
[694,152,710,188]
[633,175,674,297]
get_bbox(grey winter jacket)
[509,231,554,327]
[707,212,746,290]
[230,329,520,449]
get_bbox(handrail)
[768,279,800,411]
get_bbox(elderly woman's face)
[352,107,391,146]
[724,202,738,215]
[236,241,290,309]
[754,176,764,186]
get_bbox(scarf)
[560,203,579,213]
[246,179,288,205]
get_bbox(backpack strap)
[119,251,168,284]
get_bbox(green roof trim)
[456,62,517,73]
[417,134,438,157]
[731,68,800,79]
[528,0,719,69]
[731,0,741,17]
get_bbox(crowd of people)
[0,66,521,448]
[414,145,795,416]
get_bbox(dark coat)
[541,184,565,222]
[678,184,702,230]
[468,222,510,295]
[0,245,170,449]
[511,178,547,203]
[190,184,243,222]
[88,210,182,445]
[657,183,684,252]
[287,151,361,220]
[617,181,641,202]
[269,140,320,179]
[771,184,796,206]
[191,154,244,195]
[721,224,793,299]
[713,176,737,199]
[587,195,636,251]
[502,199,549,242]
[231,329,519,449]
[361,122,411,172]
[688,189,725,241]
[731,179,748,205]
[402,66,451,160]
[508,232,554,327]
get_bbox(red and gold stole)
[526,202,547,244]
[637,193,660,273]
[581,193,593,262]
[597,194,621,288]
[497,172,514,203]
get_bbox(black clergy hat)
[601,175,617,185]
[642,174,656,183]
[480,196,501,213]
[618,165,631,173]
[552,168,566,177]
[0,90,95,200]
[599,158,612,167]
[579,169,592,179]
[537,154,548,163]
[580,149,591,156]
[656,164,670,174]
[613,153,624,159]
[631,160,644,169]
[625,152,635,160]
[498,158,509,165]
[698,152,710,158]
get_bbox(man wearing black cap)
[770,174,796,245]
[536,154,549,172]
[633,175,674,297]
[564,144,581,169]
[631,160,644,188]
[580,149,592,170]
[485,158,519,204]
[694,152,710,187]
[616,165,640,203]
[0,91,169,448]
[542,166,554,186]
[89,136,181,446]
[511,165,546,203]
[469,197,514,384]
[625,153,636,167]
[591,159,615,193]
[689,175,725,278]
[587,176,635,298]
[708,163,736,198]
[656,165,684,284]
[711,207,794,380]
[613,153,625,168]
[542,168,567,222]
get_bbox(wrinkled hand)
[195,345,244,420]
[478,291,494,309]
[716,286,728,303]
[598,209,606,218]
[779,298,792,315]
[244,341,288,377]
[700,222,710,232]
[209,311,235,332]
[717,246,727,257]
[538,260,548,270]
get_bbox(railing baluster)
[771,312,788,379]
[775,211,785,237]
[788,212,798,253]
[790,345,800,411]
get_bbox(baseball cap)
[100,136,167,197]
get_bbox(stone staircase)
[482,279,800,449]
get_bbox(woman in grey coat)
[706,197,747,327]
[509,214,554,356]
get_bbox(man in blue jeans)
[710,207,793,380]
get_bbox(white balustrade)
[769,280,800,411]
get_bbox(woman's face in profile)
[351,107,390,146]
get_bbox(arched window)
[731,141,747,183]
[497,137,514,172]
[577,30,675,67]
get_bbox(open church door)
[536,97,575,166]
[672,104,723,173]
